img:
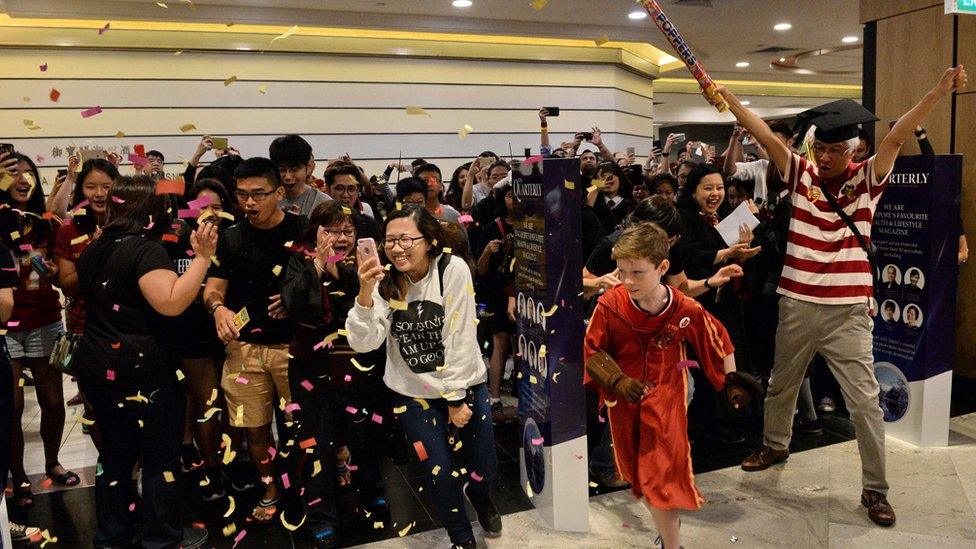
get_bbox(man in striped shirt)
[705,65,967,527]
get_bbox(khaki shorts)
[221,341,292,428]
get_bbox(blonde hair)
[612,222,669,265]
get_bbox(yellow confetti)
[398,521,416,537]
[373,521,385,529]
[526,481,534,497]
[79,416,95,425]
[432,465,441,475]
[199,476,210,487]
[393,405,407,414]
[179,123,197,133]
[341,206,352,215]
[272,264,283,276]
[564,180,575,190]
[258,85,268,94]
[389,299,408,311]
[217,211,235,221]
[405,106,430,116]
[605,399,618,408]
[271,24,300,43]
[199,406,221,422]
[337,328,349,336]
[351,358,374,372]
[138,419,144,428]
[589,481,599,488]
[22,96,30,103]
[175,368,185,381]
[458,124,474,139]
[531,0,549,10]
[39,530,57,548]
[222,495,236,517]
[173,50,183,56]
[413,398,429,410]
[529,375,538,384]
[125,391,149,403]
[281,510,307,531]
[222,523,237,537]
[115,131,126,138]
[542,304,558,317]
[587,184,599,194]
[163,470,175,483]
[539,345,547,358]
[224,75,237,86]
[553,371,561,383]
[312,460,322,477]
[595,33,610,46]
[235,404,243,423]
[156,2,168,7]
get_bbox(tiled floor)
[12,374,976,548]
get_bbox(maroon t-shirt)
[9,217,62,332]
[53,219,91,335]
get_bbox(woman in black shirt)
[587,161,634,233]
[74,175,217,549]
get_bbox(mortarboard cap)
[793,99,879,144]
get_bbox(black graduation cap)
[793,99,879,144]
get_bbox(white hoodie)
[345,254,486,402]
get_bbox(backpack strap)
[436,253,451,297]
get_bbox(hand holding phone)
[357,237,378,262]
[543,106,560,117]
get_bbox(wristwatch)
[209,302,226,316]
[914,128,926,138]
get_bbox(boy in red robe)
[583,222,761,548]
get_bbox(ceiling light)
[735,61,750,68]
[628,10,647,20]
[842,35,859,43]
[740,101,751,105]
[452,0,472,7]
[773,22,792,31]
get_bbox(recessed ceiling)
[3,0,863,84]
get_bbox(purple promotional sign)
[512,157,588,529]
[870,154,960,441]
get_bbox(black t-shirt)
[208,213,306,345]
[167,222,222,357]
[477,218,515,304]
[585,229,685,278]
[74,234,177,389]
[0,243,19,289]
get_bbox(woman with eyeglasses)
[280,200,394,547]
[346,206,500,549]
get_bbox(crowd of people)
[0,64,966,548]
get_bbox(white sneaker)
[10,522,40,541]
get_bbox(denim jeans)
[78,373,184,548]
[394,383,497,545]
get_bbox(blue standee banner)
[870,154,961,425]
[512,157,589,528]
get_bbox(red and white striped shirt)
[777,153,892,305]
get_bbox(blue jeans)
[394,383,497,545]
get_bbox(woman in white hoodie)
[346,206,501,549]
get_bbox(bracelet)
[661,153,670,157]
[208,302,226,316]
[704,277,713,289]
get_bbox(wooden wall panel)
[860,0,940,23]
[953,93,976,377]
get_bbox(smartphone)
[626,146,635,157]
[80,149,107,163]
[29,252,50,277]
[0,143,14,158]
[653,139,662,149]
[580,132,593,141]
[211,137,229,150]
[524,147,532,158]
[357,237,377,261]
[56,169,68,179]
[673,133,687,142]
[544,107,560,117]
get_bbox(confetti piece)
[163,470,175,482]
[187,194,213,209]
[115,131,125,138]
[40,63,47,72]
[271,24,299,43]
[173,50,183,56]
[564,180,575,189]
[542,304,558,317]
[234,375,249,385]
[70,234,90,245]
[470,471,484,482]
[539,345,547,358]
[106,370,115,381]
[280,511,306,531]
[301,379,314,392]
[605,399,618,408]
[414,398,429,410]
[677,360,699,370]
[281,472,291,489]
[595,33,610,46]
[49,89,61,102]
[81,106,103,118]
[224,75,237,86]
[405,106,430,116]
[223,495,235,517]
[258,85,268,94]
[299,437,316,449]
[155,179,185,195]
[373,521,384,529]
[398,521,415,537]
[389,299,408,311]
[393,405,407,414]
[526,481,534,497]
[129,154,148,166]
[157,2,168,7]
[179,123,197,133]
[222,523,236,537]
[524,154,544,165]
[99,22,111,35]
[272,264,283,276]
[371,412,383,424]
[531,0,549,10]
[234,529,247,546]
[413,441,429,461]
[352,358,374,372]
[458,124,474,139]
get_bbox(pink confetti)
[178,208,202,219]
[312,340,326,351]
[81,106,103,118]
[324,254,345,264]
[19,244,33,252]
[128,154,148,166]
[186,249,195,257]
[268,446,277,459]
[457,214,474,224]
[371,412,383,424]
[598,415,606,423]
[345,405,358,415]
[301,379,314,392]
[233,529,247,547]
[343,374,352,382]
[1,266,17,272]
[281,473,290,489]
[235,375,249,385]
[470,471,484,482]
[6,321,19,327]
[106,370,115,381]
[346,463,358,471]
[307,497,322,506]
[70,199,90,213]
[187,195,213,209]
[284,402,301,413]
[39,63,47,72]
[524,154,544,165]
[128,502,136,511]
[98,22,110,35]
[112,304,120,312]
[676,360,699,370]
[531,437,544,445]
[111,196,126,203]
